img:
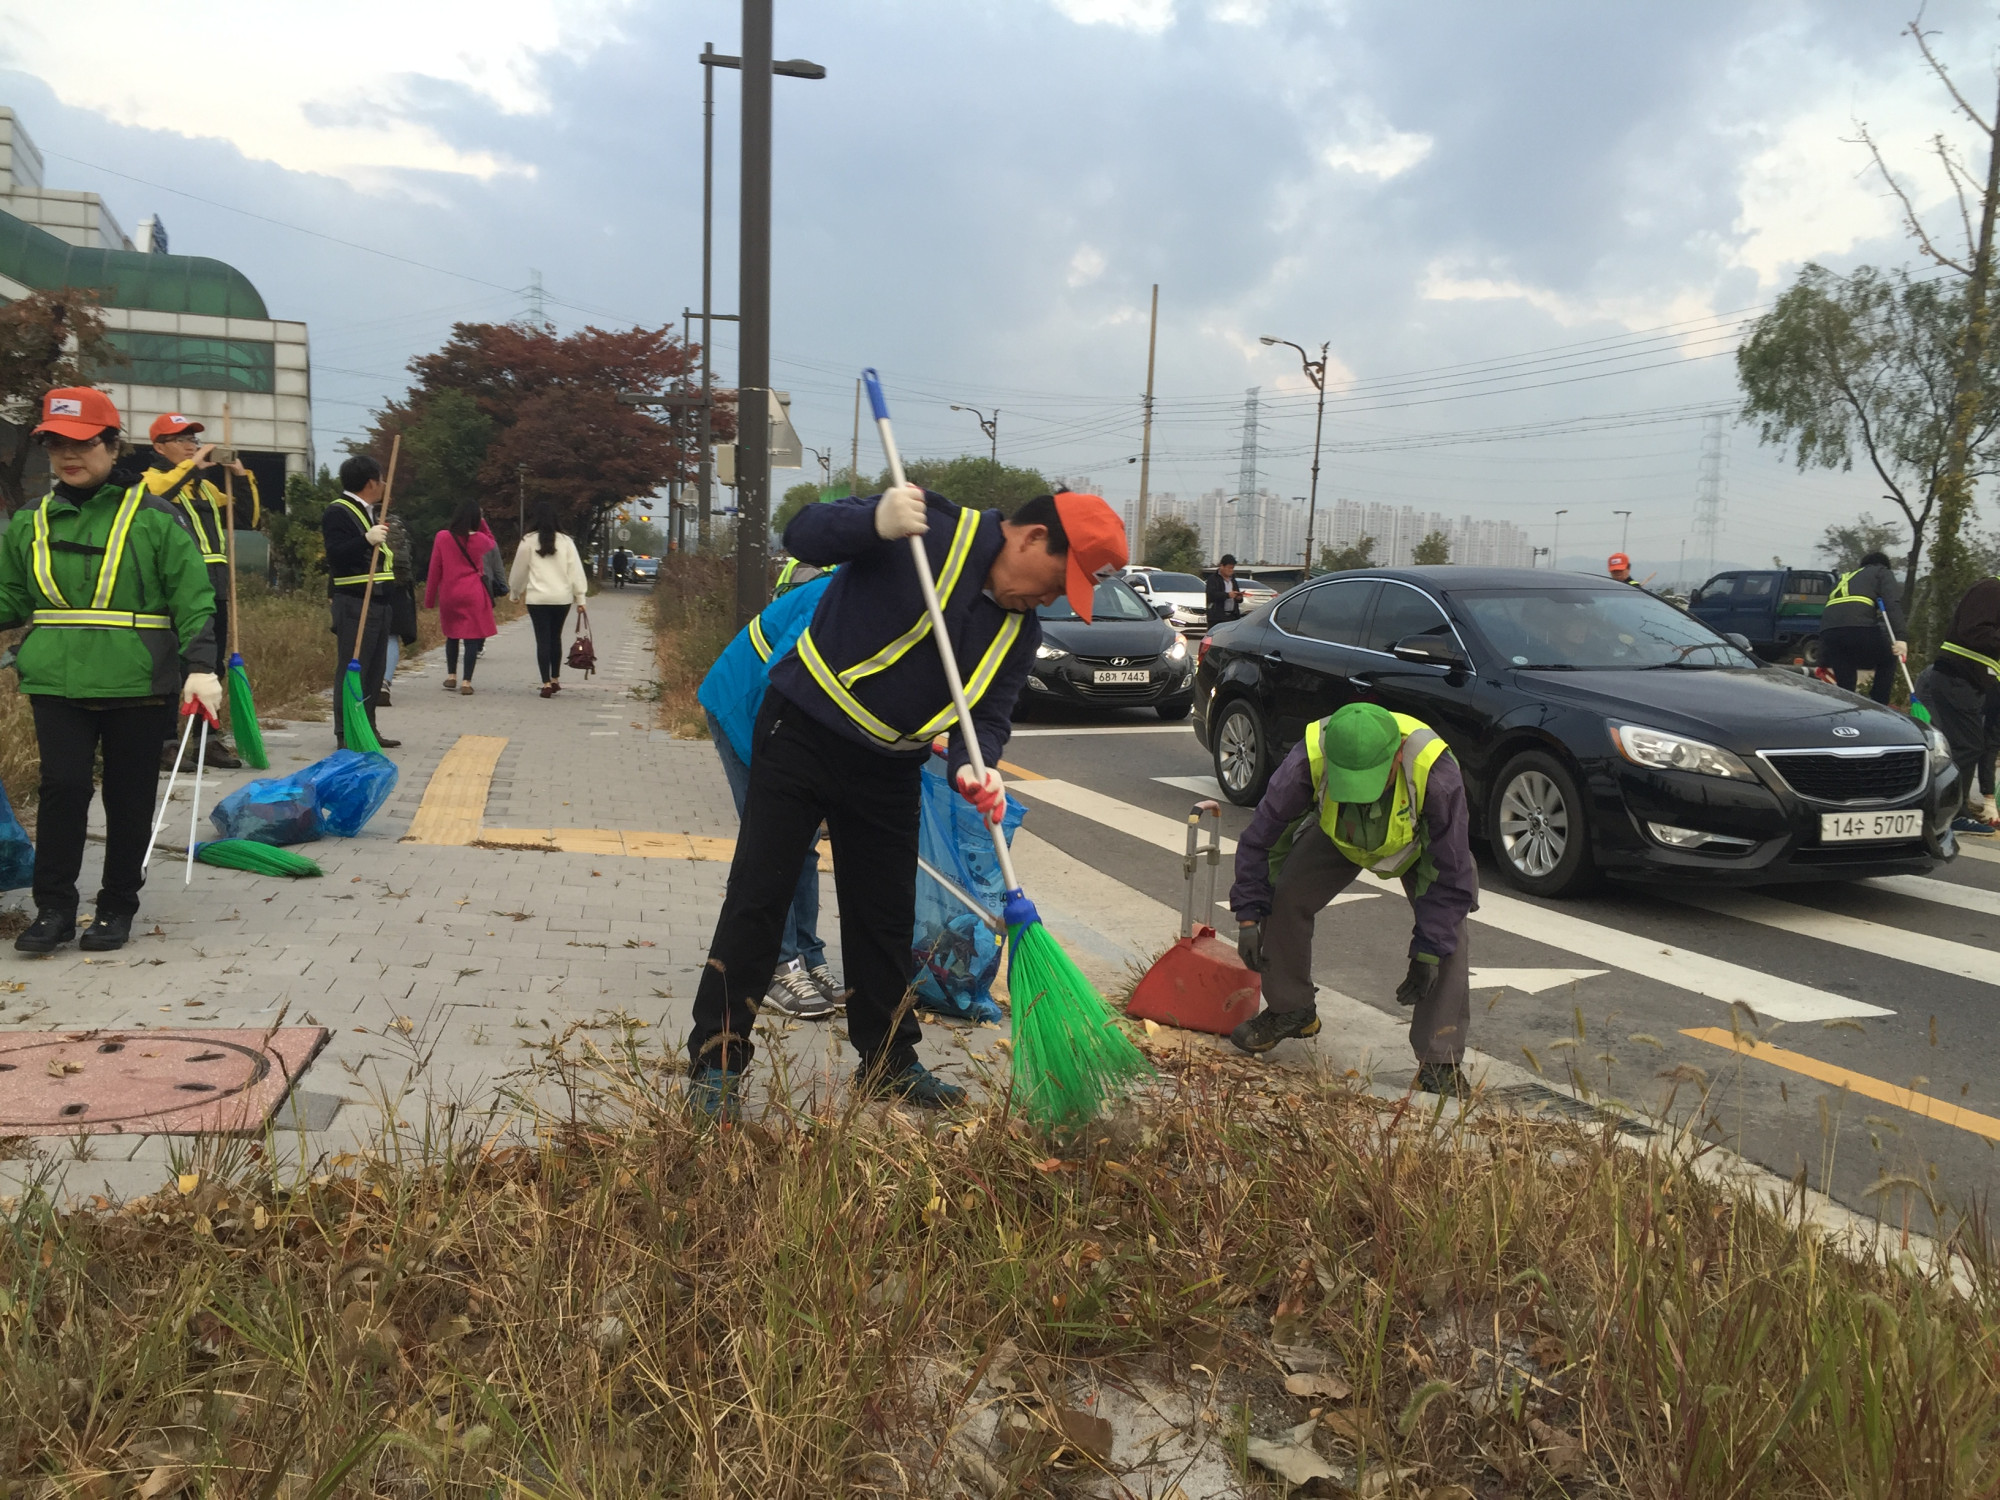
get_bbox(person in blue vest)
[1227,701,1480,1099]
[697,568,842,1020]
[685,486,1127,1119]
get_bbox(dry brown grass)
[2,1025,1996,1498]
[648,555,737,739]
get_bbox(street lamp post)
[1259,335,1329,575]
[1553,509,1569,571]
[802,444,831,489]
[1614,509,1632,555]
[950,403,999,464]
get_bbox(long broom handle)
[347,433,401,664]
[1879,601,1921,701]
[862,368,1021,894]
[221,402,240,654]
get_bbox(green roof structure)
[0,205,267,318]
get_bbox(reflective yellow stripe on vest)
[831,510,981,690]
[174,490,227,565]
[773,557,802,596]
[1942,640,2000,680]
[1828,569,1875,610]
[29,485,175,633]
[330,495,395,586]
[1305,713,1449,879]
[748,615,774,662]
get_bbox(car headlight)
[1166,636,1188,661]
[1609,723,1756,779]
[1036,644,1069,662]
[1926,725,1952,772]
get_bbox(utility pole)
[516,463,526,539]
[1136,282,1158,556]
[1258,334,1328,575]
[698,45,717,552]
[736,0,773,626]
[950,404,999,464]
[1553,509,1568,572]
[850,378,862,496]
[1614,509,1631,554]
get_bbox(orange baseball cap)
[1608,552,1630,572]
[149,412,205,441]
[33,387,121,442]
[1051,492,1129,623]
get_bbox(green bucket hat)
[1319,702,1403,803]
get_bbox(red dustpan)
[1127,801,1262,1034]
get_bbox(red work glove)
[954,765,1006,825]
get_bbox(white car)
[1123,569,1210,631]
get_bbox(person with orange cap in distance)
[685,486,1128,1120]
[1608,552,1642,587]
[0,389,218,954]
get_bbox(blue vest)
[696,573,834,763]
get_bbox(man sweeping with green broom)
[684,481,1127,1121]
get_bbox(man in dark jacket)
[1206,554,1245,626]
[1820,550,1906,704]
[1228,701,1480,1097]
[686,486,1126,1119]
[322,454,400,750]
[1913,576,2000,833]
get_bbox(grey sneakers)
[764,965,837,1020]
[805,963,845,1008]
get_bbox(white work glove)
[181,672,223,717]
[364,524,389,547]
[1894,640,1908,661]
[874,483,927,541]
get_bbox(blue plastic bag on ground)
[909,757,1025,1023]
[209,774,321,847]
[299,750,398,838]
[0,781,33,890]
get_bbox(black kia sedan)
[1191,567,1958,897]
[1022,575,1197,719]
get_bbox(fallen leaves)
[1285,1369,1353,1400]
[46,1058,82,1077]
[1246,1419,1338,1487]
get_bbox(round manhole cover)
[0,1028,326,1134]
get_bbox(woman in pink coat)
[425,500,499,694]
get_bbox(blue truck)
[1686,568,1835,664]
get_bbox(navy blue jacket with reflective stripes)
[766,490,1039,779]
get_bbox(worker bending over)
[1820,550,1905,705]
[1914,576,2000,835]
[1228,701,1479,1098]
[686,485,1126,1119]
[0,389,218,953]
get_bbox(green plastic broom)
[863,368,1148,1128]
[219,402,268,768]
[195,840,323,878]
[339,433,398,756]
[1880,600,1932,725]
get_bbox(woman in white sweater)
[508,501,590,697]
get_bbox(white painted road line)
[1014,777,1891,1025]
[1009,725,1199,737]
[1155,774,1226,799]
[1673,888,2000,989]
[1950,840,2000,866]
[1469,967,1610,994]
[1862,874,2000,918]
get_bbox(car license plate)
[1820,811,1923,843]
[1093,669,1150,684]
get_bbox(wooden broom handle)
[348,433,400,664]
[220,402,240,654]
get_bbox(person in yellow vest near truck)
[322,454,399,750]
[1913,576,2000,835]
[1227,700,1480,1098]
[1820,550,1905,705]
[143,412,259,767]
[0,389,219,954]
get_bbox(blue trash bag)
[209,772,322,847]
[909,756,1025,1022]
[299,749,399,838]
[0,781,33,890]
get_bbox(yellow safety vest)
[29,485,174,634]
[1304,711,1449,879]
[773,556,804,596]
[171,486,227,565]
[792,509,1022,750]
[329,496,395,587]
[748,614,775,662]
[1828,569,1875,610]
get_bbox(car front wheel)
[1212,698,1271,806]
[1487,750,1598,897]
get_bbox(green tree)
[1817,513,1906,574]
[1412,529,1451,565]
[0,289,123,513]
[1143,515,1203,571]
[773,479,824,538]
[1318,535,1376,572]
[268,467,337,592]
[390,388,494,579]
[1736,264,2000,620]
[886,456,1050,514]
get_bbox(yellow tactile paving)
[1683,1027,2000,1142]
[402,735,508,846]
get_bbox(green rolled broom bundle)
[226,652,268,768]
[1006,913,1151,1128]
[194,840,323,878]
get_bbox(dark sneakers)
[1414,1062,1471,1100]
[14,908,76,953]
[1230,1008,1322,1055]
[687,1067,744,1124]
[79,912,133,952]
[855,1061,967,1110]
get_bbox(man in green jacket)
[0,388,219,953]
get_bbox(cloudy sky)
[1,0,1996,579]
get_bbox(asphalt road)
[1000,699,2000,1238]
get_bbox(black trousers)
[527,603,571,681]
[444,638,485,679]
[1821,623,1895,703]
[31,696,170,918]
[688,692,924,1075]
[330,594,392,746]
[1914,664,1990,811]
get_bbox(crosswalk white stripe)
[1672,888,2000,989]
[1009,776,1890,1024]
[1008,725,1199,737]
[1950,840,2000,866]
[1862,874,2000,918]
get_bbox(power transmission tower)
[1236,387,1260,561]
[527,268,550,329]
[1693,412,1728,581]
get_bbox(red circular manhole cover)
[0,1028,328,1135]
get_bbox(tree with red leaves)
[0,289,123,514]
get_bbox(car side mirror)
[1688,589,1703,605]
[1725,632,1753,652]
[1154,602,1175,619]
[1391,633,1467,670]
